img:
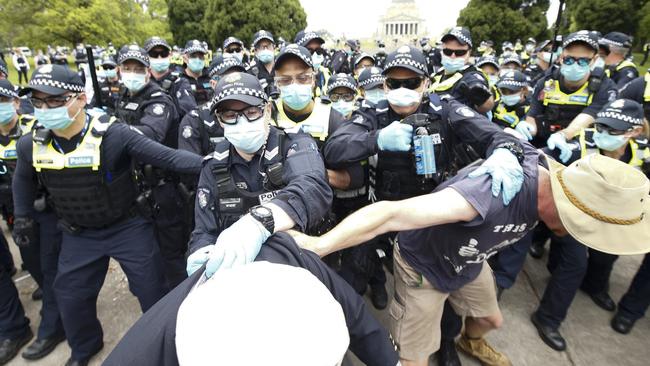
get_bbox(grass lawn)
[4,56,77,86]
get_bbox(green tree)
[203,0,306,49]
[457,0,550,50]
[562,0,637,36]
[637,2,650,46]
[168,0,209,47]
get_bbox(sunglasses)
[442,48,469,57]
[149,50,170,58]
[562,56,592,67]
[385,77,423,90]
[216,104,266,125]
[30,94,78,109]
[310,48,326,56]
[102,66,115,71]
[225,47,242,54]
[595,123,630,136]
[329,92,355,103]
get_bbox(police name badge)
[258,190,279,204]
[197,188,210,209]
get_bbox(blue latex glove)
[547,132,573,163]
[377,121,413,152]
[468,148,524,205]
[514,122,533,141]
[186,245,214,276]
[204,214,272,278]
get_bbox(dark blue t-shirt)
[398,143,541,292]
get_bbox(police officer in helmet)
[12,64,203,366]
[186,72,332,278]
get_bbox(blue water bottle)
[413,127,436,178]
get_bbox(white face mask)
[541,52,553,63]
[223,114,268,154]
[386,87,421,108]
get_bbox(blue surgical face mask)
[593,130,628,151]
[501,93,522,107]
[280,84,313,110]
[223,114,268,154]
[150,58,171,73]
[257,50,274,64]
[104,69,117,79]
[560,62,590,82]
[34,97,81,130]
[485,110,493,121]
[364,88,385,104]
[121,72,147,92]
[0,102,16,125]
[387,87,421,108]
[540,52,553,63]
[592,57,605,70]
[332,100,354,116]
[225,52,243,63]
[188,57,205,73]
[441,55,465,74]
[311,54,324,70]
[487,74,499,87]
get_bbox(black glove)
[12,217,38,248]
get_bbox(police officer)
[520,37,536,66]
[115,46,190,289]
[491,70,533,140]
[358,66,386,105]
[327,73,358,118]
[524,40,555,87]
[598,32,638,89]
[178,56,246,157]
[0,79,65,363]
[90,57,120,114]
[352,53,375,78]
[295,31,331,97]
[185,72,332,279]
[531,99,649,351]
[181,40,213,105]
[144,37,197,119]
[223,36,248,65]
[523,31,618,153]
[476,55,500,87]
[500,54,523,72]
[247,30,276,91]
[13,64,203,366]
[374,41,388,69]
[431,27,477,97]
[611,253,650,334]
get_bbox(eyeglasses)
[562,56,592,67]
[329,92,355,102]
[442,48,469,57]
[30,94,78,109]
[149,50,170,58]
[216,104,266,125]
[274,73,314,87]
[225,47,242,54]
[385,77,423,90]
[595,123,630,136]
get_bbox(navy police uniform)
[181,40,213,106]
[12,65,203,363]
[599,32,638,89]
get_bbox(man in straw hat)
[291,142,650,366]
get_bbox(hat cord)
[556,171,644,225]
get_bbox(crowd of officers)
[0,24,648,366]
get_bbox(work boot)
[0,329,33,365]
[457,333,511,366]
[369,283,388,310]
[436,339,461,366]
[31,288,43,301]
[21,333,65,360]
[529,240,545,259]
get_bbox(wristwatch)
[249,205,274,234]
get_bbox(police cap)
[210,72,269,113]
[353,53,375,68]
[599,32,633,49]
[496,70,527,90]
[118,45,150,67]
[295,31,325,48]
[144,36,172,52]
[441,27,473,48]
[273,44,313,72]
[185,40,208,55]
[327,73,357,95]
[252,30,275,48]
[19,64,85,96]
[208,55,246,78]
[101,56,117,67]
[475,55,499,70]
[563,30,599,52]
[595,99,645,131]
[501,55,522,67]
[222,37,244,50]
[382,45,428,77]
[0,79,18,98]
[358,66,385,90]
[534,39,552,53]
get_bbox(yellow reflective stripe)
[643,74,650,102]
[0,139,17,160]
[616,60,636,71]
[274,99,331,141]
[432,72,462,92]
[494,104,519,128]
[32,116,110,171]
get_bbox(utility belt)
[57,207,139,234]
[133,164,194,219]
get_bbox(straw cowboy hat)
[547,153,650,255]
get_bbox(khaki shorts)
[388,245,500,361]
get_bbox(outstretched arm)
[295,187,479,257]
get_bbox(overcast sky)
[299,0,561,39]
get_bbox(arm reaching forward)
[293,187,479,257]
